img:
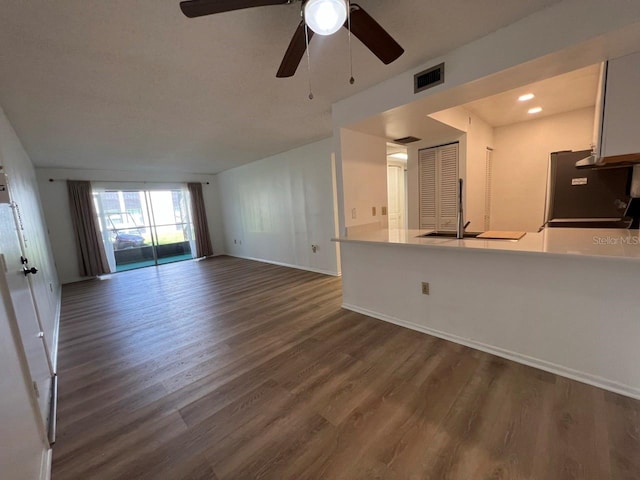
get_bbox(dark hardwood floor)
[52,256,640,480]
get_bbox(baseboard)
[228,254,341,277]
[50,285,61,373]
[41,447,52,480]
[342,303,640,400]
[197,253,226,260]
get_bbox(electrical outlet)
[421,282,430,295]
[351,208,357,219]
[372,206,376,216]
[382,206,388,216]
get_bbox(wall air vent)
[393,136,422,145]
[414,63,445,93]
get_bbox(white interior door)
[0,204,51,433]
[11,201,55,373]
[387,164,406,229]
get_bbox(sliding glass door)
[93,188,194,272]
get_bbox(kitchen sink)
[417,231,483,238]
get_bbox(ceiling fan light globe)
[304,0,348,36]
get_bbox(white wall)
[0,108,60,354]
[217,138,340,276]
[491,107,594,231]
[35,168,225,284]
[340,129,388,231]
[0,296,49,480]
[466,114,494,230]
[0,106,54,479]
[341,241,640,399]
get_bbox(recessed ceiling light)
[389,152,408,160]
[518,93,535,102]
[528,107,543,114]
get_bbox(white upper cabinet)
[601,52,640,158]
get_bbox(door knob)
[23,266,38,276]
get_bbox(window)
[93,188,195,272]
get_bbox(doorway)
[93,188,194,272]
[387,145,408,230]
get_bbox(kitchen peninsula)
[334,227,640,399]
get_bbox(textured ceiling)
[0,0,561,174]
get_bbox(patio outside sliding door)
[146,190,194,266]
[93,188,195,272]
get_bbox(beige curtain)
[67,180,110,277]
[187,183,214,258]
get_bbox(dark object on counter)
[546,150,631,228]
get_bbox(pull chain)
[304,21,314,100]
[347,0,354,85]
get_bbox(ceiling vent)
[414,63,445,93]
[393,136,422,144]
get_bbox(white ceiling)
[463,64,601,127]
[349,112,464,147]
[0,0,562,174]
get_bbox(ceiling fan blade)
[277,21,314,78]
[180,0,290,18]
[347,4,404,65]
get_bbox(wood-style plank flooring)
[52,256,640,480]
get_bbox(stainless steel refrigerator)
[545,149,632,228]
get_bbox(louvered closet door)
[437,143,459,231]
[418,147,437,229]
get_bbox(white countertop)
[333,228,640,261]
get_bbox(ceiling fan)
[179,0,405,79]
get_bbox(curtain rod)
[48,178,210,185]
